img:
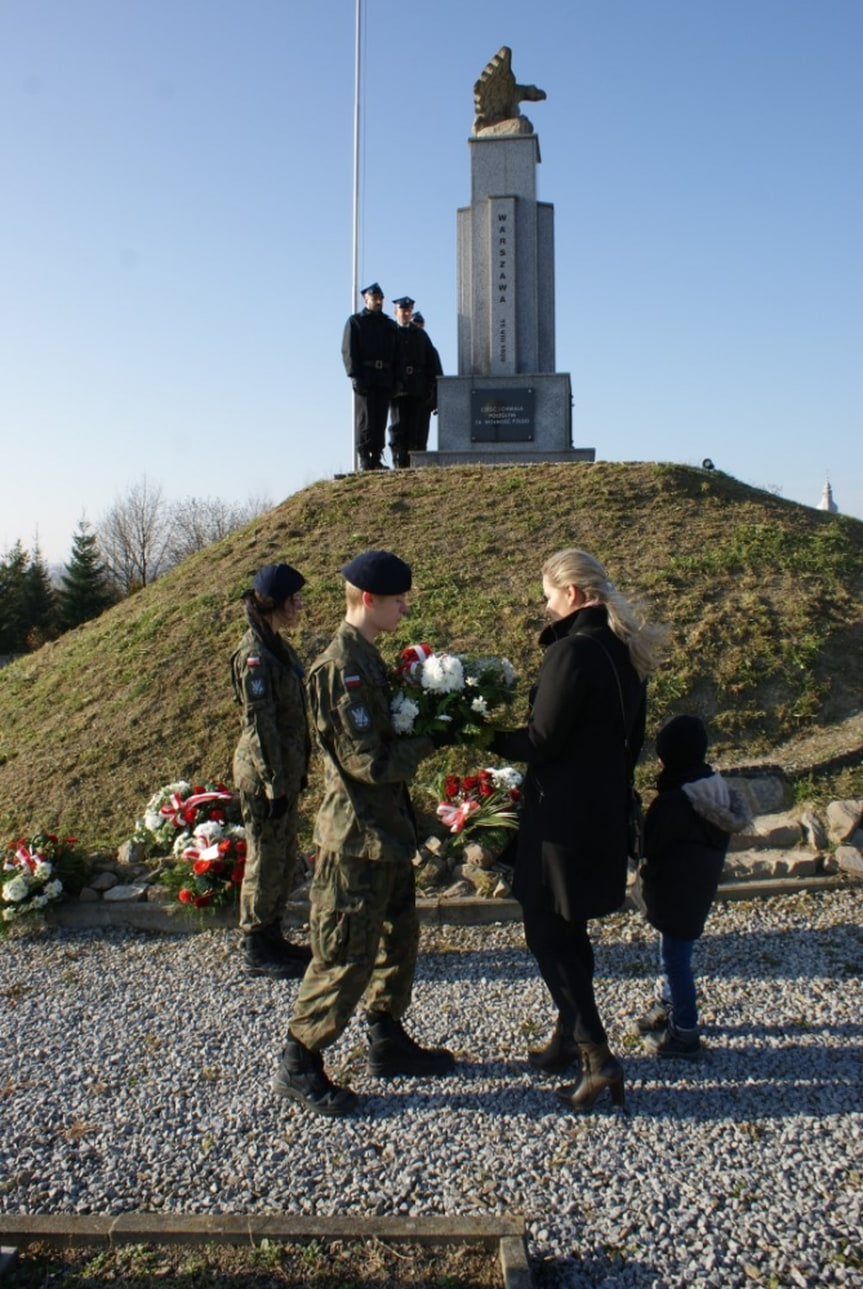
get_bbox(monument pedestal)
[412,373,594,466]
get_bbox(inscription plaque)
[470,388,535,442]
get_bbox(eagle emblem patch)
[349,703,371,730]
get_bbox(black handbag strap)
[575,632,637,785]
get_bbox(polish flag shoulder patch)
[344,674,362,689]
[246,656,262,667]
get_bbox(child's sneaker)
[645,1025,703,1060]
[633,1001,670,1035]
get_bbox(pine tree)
[23,544,58,648]
[60,520,116,630]
[0,542,31,654]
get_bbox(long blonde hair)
[542,549,667,680]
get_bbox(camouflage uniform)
[289,621,434,1051]
[231,626,310,934]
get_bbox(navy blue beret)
[341,550,412,594]
[362,282,384,297]
[253,563,305,601]
[393,296,415,308]
[412,311,425,325]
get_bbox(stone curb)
[0,1214,532,1288]
[42,875,854,935]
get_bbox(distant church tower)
[817,477,838,514]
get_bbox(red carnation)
[444,775,461,800]
[178,888,194,905]
[193,892,213,908]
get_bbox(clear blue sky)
[3,0,861,564]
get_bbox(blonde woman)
[493,549,665,1113]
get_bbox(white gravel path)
[1,888,861,1287]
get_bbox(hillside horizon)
[2,461,862,851]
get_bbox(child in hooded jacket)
[635,714,751,1058]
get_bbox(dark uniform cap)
[393,296,415,308]
[252,563,305,601]
[341,550,412,594]
[362,282,384,297]
[412,311,425,325]
[656,714,709,771]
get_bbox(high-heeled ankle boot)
[555,1041,625,1113]
[528,1019,580,1074]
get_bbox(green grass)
[1,461,862,850]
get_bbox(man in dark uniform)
[342,283,398,471]
[388,297,441,467]
[271,550,455,1117]
[410,311,443,456]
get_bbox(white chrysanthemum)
[391,692,420,734]
[421,653,464,694]
[172,830,194,857]
[44,880,64,899]
[193,820,224,845]
[145,780,191,814]
[143,809,163,832]
[2,908,18,922]
[488,765,523,791]
[2,875,30,904]
[33,861,52,882]
[31,893,49,909]
[471,696,489,716]
[226,824,246,842]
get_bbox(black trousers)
[388,396,425,466]
[354,387,391,464]
[522,903,607,1045]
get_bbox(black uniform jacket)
[392,325,439,401]
[494,605,646,923]
[342,309,398,391]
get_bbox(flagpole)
[350,0,362,469]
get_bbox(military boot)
[366,1013,455,1078]
[272,1036,358,1117]
[528,1018,580,1074]
[243,928,306,980]
[263,922,312,966]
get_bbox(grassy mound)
[1,462,862,850]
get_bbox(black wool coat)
[494,605,646,923]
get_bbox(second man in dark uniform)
[389,297,442,468]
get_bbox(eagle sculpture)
[472,46,547,136]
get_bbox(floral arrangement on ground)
[133,780,247,908]
[433,764,523,860]
[2,832,88,924]
[390,643,517,744]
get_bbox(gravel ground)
[1,888,861,1287]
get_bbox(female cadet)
[231,563,312,978]
[493,549,666,1112]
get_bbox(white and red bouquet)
[434,765,523,854]
[133,780,240,855]
[133,779,247,909]
[390,643,517,743]
[2,832,87,923]
[172,821,247,908]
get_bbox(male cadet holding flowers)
[272,550,455,1116]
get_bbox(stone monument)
[413,48,595,467]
